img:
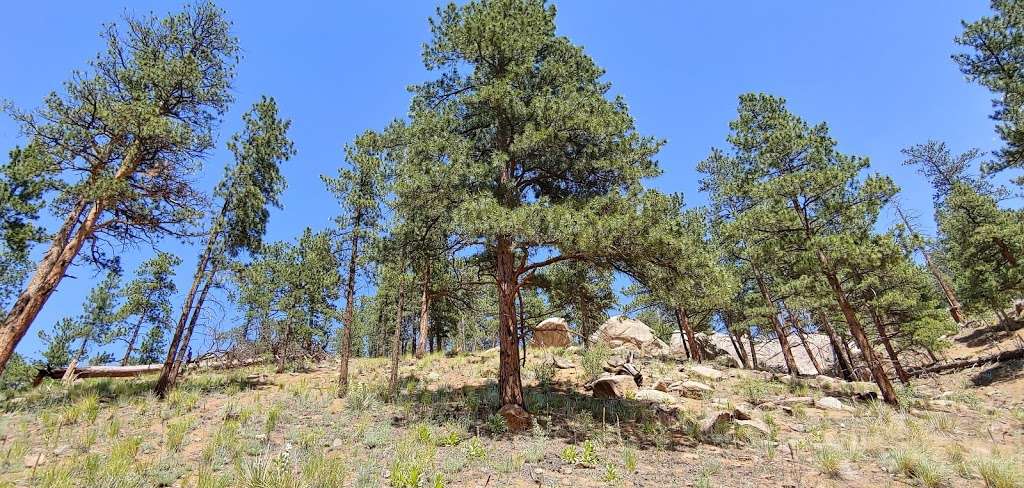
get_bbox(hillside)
[1,320,1022,488]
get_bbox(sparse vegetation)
[0,1,1022,488]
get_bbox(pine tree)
[38,318,77,370]
[135,326,166,365]
[63,271,123,382]
[323,129,390,397]
[400,0,662,412]
[702,94,900,403]
[0,4,239,375]
[955,0,1024,184]
[116,253,179,365]
[155,96,294,396]
[0,143,56,310]
[903,141,1023,316]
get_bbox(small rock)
[560,465,574,475]
[634,389,676,403]
[686,364,724,381]
[928,399,956,412]
[814,396,847,411]
[669,380,713,398]
[426,372,441,382]
[330,438,344,449]
[778,396,813,405]
[653,378,673,392]
[592,375,639,399]
[52,444,71,456]
[498,404,532,432]
[551,356,575,369]
[24,453,46,468]
[735,419,771,436]
[733,404,755,420]
[700,411,733,434]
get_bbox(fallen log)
[31,357,267,386]
[33,364,163,386]
[907,347,1024,377]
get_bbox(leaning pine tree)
[399,0,662,416]
[704,94,901,404]
[155,96,294,396]
[0,3,239,375]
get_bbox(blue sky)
[0,1,1007,359]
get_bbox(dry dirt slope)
[0,327,1022,487]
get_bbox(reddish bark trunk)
[816,250,898,404]
[674,307,702,362]
[0,200,97,375]
[496,237,524,408]
[753,271,799,374]
[868,309,910,384]
[337,208,363,398]
[818,312,854,381]
[120,315,147,366]
[787,313,823,375]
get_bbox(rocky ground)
[1,323,1022,487]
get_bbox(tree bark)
[752,271,799,374]
[0,200,97,375]
[168,266,216,386]
[816,250,898,404]
[895,205,964,324]
[415,265,431,359]
[818,312,854,381]
[496,237,524,408]
[337,208,364,398]
[120,315,147,366]
[276,320,292,373]
[674,307,702,362]
[868,308,909,384]
[723,313,751,369]
[787,313,823,375]
[155,232,216,397]
[388,281,406,401]
[63,336,90,384]
[747,330,759,369]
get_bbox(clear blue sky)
[0,1,1006,360]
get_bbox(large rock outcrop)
[529,317,572,348]
[590,315,668,355]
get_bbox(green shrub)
[581,344,610,382]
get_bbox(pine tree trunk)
[816,250,898,404]
[63,336,89,384]
[747,330,759,369]
[868,309,909,384]
[120,315,147,366]
[673,310,691,359]
[818,312,854,381]
[895,206,965,324]
[674,307,702,362]
[496,237,524,408]
[0,200,97,375]
[168,268,215,386]
[277,320,292,373]
[415,266,431,359]
[722,313,751,368]
[753,271,799,374]
[789,316,823,375]
[388,279,406,401]
[337,208,363,398]
[155,238,215,398]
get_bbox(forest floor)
[1,322,1023,488]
